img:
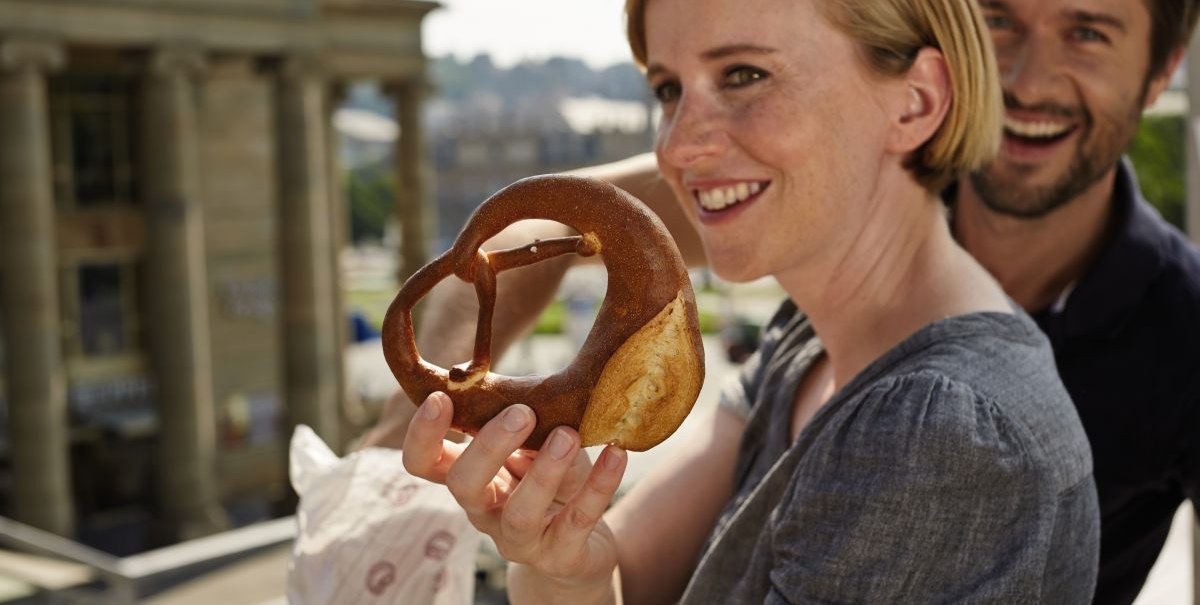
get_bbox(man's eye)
[1070,27,1109,43]
[723,65,767,89]
[653,81,681,104]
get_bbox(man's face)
[970,0,1170,218]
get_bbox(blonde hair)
[625,0,1002,192]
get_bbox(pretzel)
[381,175,705,452]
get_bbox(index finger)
[445,404,536,513]
[401,392,459,481]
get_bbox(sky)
[423,0,633,68]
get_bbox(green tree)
[345,166,394,244]
[1128,114,1186,229]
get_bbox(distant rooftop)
[336,95,655,142]
[559,97,653,135]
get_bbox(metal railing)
[0,515,294,604]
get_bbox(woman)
[402,0,1100,602]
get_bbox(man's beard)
[969,90,1143,220]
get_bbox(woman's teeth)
[1004,116,1073,139]
[697,181,762,211]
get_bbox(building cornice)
[322,0,440,17]
[0,0,437,79]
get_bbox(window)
[79,264,129,356]
[457,141,490,167]
[503,140,536,165]
[63,261,141,361]
[50,74,137,208]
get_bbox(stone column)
[1193,512,1198,605]
[391,77,432,282]
[277,53,340,446]
[1189,42,1200,603]
[0,36,73,537]
[326,83,353,441]
[1186,38,1200,602]
[1187,39,1200,243]
[140,45,228,540]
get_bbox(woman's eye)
[983,14,1014,31]
[723,65,767,88]
[653,81,682,104]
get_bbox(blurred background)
[0,0,1194,603]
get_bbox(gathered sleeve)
[764,371,1095,604]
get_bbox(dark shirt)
[1024,160,1200,605]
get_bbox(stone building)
[333,90,655,250]
[0,0,436,548]
[425,94,655,249]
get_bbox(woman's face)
[645,0,900,283]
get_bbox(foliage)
[430,54,648,103]
[1128,115,1186,229]
[533,300,720,335]
[345,166,394,244]
[533,300,568,335]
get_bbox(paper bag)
[287,425,481,604]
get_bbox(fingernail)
[418,394,442,420]
[547,429,572,460]
[603,447,625,471]
[502,405,531,432]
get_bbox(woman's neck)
[776,174,1010,390]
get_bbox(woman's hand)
[402,391,628,598]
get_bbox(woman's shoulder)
[839,360,1092,494]
[864,310,1074,427]
[774,367,1098,605]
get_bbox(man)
[953,1,1200,602]
[954,2,1200,601]
[361,0,1200,602]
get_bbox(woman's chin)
[709,259,766,284]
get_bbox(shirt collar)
[943,158,1171,339]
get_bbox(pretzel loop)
[382,175,703,451]
[446,241,593,383]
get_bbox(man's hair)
[624,0,1002,193]
[1147,0,1200,79]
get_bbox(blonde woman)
[402,0,1100,602]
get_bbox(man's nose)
[999,34,1065,107]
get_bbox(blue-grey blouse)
[679,301,1099,604]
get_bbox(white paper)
[287,426,481,604]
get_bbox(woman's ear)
[887,47,951,154]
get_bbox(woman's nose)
[657,94,724,168]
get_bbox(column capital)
[279,51,324,83]
[0,36,65,74]
[382,74,435,99]
[148,44,207,78]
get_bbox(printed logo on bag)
[424,531,456,560]
[434,566,448,594]
[365,561,397,595]
[381,477,421,506]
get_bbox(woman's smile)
[692,180,770,213]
